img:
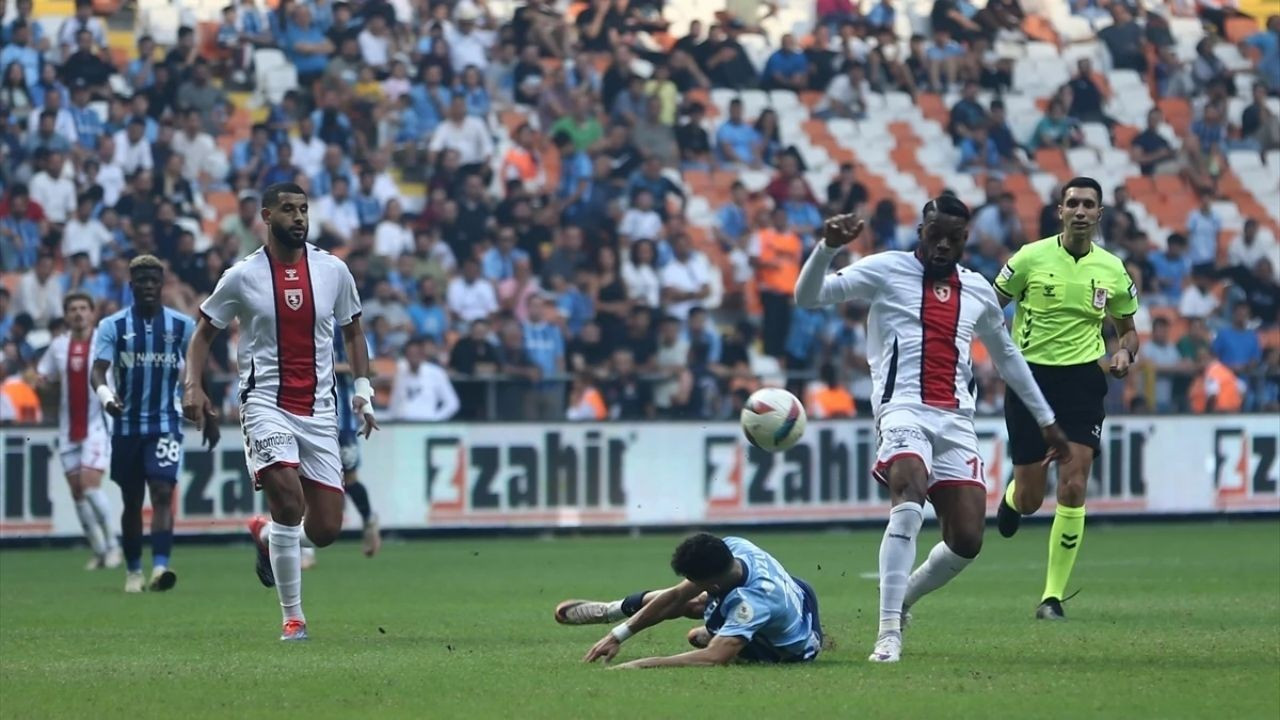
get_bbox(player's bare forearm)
[90,360,111,391]
[614,638,745,669]
[184,318,221,391]
[1113,315,1140,358]
[342,318,371,380]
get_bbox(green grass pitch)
[2,521,1278,720]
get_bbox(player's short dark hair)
[1060,176,1103,203]
[922,194,971,222]
[263,182,306,208]
[63,291,95,312]
[670,533,735,582]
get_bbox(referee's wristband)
[610,623,634,643]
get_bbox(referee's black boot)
[996,496,1022,538]
[1036,597,1065,620]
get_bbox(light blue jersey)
[704,537,822,662]
[93,305,194,437]
[333,332,358,437]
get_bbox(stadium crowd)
[1,0,1278,426]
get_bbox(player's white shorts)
[240,405,344,494]
[872,405,985,494]
[59,434,110,475]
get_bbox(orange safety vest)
[809,385,856,419]
[502,146,540,184]
[756,228,802,295]
[1189,360,1243,413]
[1,376,42,423]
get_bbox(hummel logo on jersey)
[933,282,951,303]
[284,288,303,311]
[285,268,299,281]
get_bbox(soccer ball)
[740,388,807,452]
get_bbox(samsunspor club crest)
[284,288,303,311]
[933,282,951,303]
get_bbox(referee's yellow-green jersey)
[993,236,1139,366]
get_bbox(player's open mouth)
[290,228,306,238]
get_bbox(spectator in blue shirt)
[260,142,300,187]
[408,277,449,345]
[782,178,823,246]
[1242,18,1280,94]
[785,304,829,372]
[554,130,594,223]
[409,64,452,137]
[231,123,278,183]
[558,266,597,338]
[1189,103,1227,154]
[716,98,763,167]
[626,156,685,221]
[0,22,40,90]
[458,66,491,119]
[685,306,722,364]
[523,294,567,411]
[283,6,333,84]
[957,124,1005,173]
[947,80,987,143]
[483,227,530,282]
[1212,303,1262,373]
[0,185,42,272]
[762,34,811,91]
[1149,233,1193,305]
[714,181,750,251]
[1185,195,1222,267]
[866,0,897,32]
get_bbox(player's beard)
[271,222,308,249]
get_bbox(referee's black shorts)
[1004,361,1107,466]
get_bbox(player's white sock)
[877,502,923,635]
[260,522,315,549]
[75,499,108,556]
[904,541,974,610]
[85,488,117,550]
[269,521,305,623]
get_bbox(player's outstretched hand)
[1040,423,1073,467]
[354,396,380,439]
[583,634,622,664]
[821,213,865,249]
[1109,349,1132,378]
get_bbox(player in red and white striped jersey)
[795,199,1071,663]
[34,292,121,570]
[183,182,378,642]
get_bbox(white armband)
[96,385,117,407]
[610,623,634,643]
[353,377,374,403]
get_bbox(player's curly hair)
[671,533,735,582]
[129,254,164,274]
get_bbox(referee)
[992,177,1140,620]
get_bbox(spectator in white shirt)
[389,336,461,421]
[428,96,494,168]
[57,0,106,53]
[357,13,391,70]
[374,199,414,257]
[660,232,713,321]
[171,109,223,185]
[84,138,125,206]
[1228,219,1280,281]
[112,118,154,176]
[62,193,112,265]
[1178,263,1221,320]
[619,188,663,243]
[290,115,327,178]
[26,91,76,145]
[367,149,404,206]
[310,176,360,245]
[447,257,499,326]
[447,3,495,74]
[622,237,661,307]
[14,251,65,328]
[817,63,869,119]
[1185,195,1222,267]
[29,148,76,225]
